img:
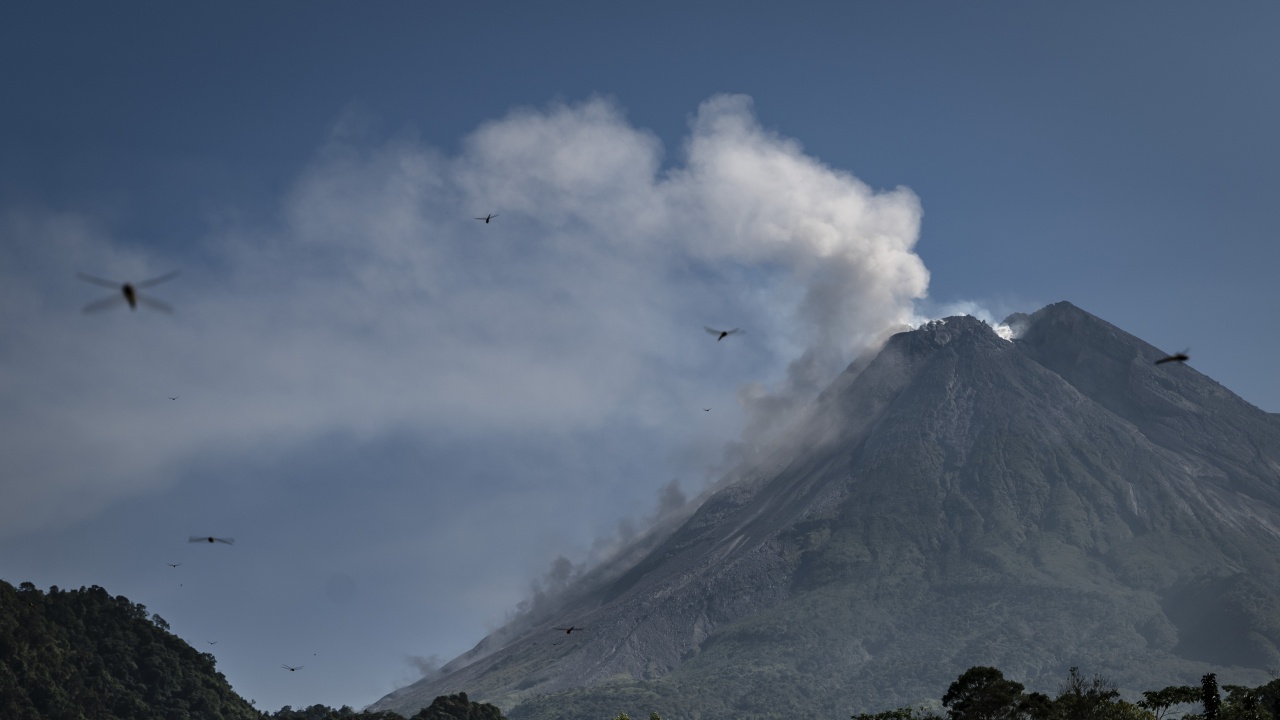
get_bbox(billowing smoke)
[0,95,933,687]
[405,654,444,681]
[651,478,687,522]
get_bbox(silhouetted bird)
[704,326,742,342]
[474,214,499,223]
[703,408,711,412]
[207,641,217,645]
[167,562,181,568]
[189,536,234,545]
[553,626,584,635]
[77,270,179,314]
[282,664,303,672]
[169,396,179,401]
[1155,350,1190,365]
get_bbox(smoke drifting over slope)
[0,95,935,709]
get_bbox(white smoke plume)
[0,93,930,540]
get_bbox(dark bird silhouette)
[167,562,181,568]
[474,214,499,223]
[168,396,179,401]
[189,536,234,545]
[207,641,217,645]
[282,664,303,672]
[77,270,179,314]
[553,626,584,635]
[703,408,711,412]
[704,326,742,342]
[1155,349,1190,365]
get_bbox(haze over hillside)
[373,302,1280,720]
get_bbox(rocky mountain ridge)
[374,302,1280,720]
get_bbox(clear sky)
[2,1,1278,712]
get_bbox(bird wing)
[135,270,181,289]
[725,328,742,336]
[704,326,722,336]
[76,272,121,289]
[83,296,127,314]
[138,296,174,314]
[214,537,235,544]
[188,536,207,543]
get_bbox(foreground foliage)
[0,580,506,720]
[0,580,260,720]
[855,666,1280,720]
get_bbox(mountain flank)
[373,302,1280,720]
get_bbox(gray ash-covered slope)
[374,301,1280,720]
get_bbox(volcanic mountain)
[373,302,1280,720]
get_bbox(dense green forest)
[0,580,503,720]
[0,579,260,720]
[7,579,1280,720]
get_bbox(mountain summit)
[374,302,1280,720]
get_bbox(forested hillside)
[0,579,260,720]
[0,580,505,720]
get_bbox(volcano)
[372,302,1280,720]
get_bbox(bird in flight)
[704,326,742,342]
[168,396,179,401]
[281,664,303,672]
[1154,349,1190,365]
[189,536,234,545]
[474,213,499,223]
[703,408,711,412]
[167,562,182,568]
[207,641,218,645]
[553,626,585,635]
[77,270,180,314]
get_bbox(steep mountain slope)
[373,302,1280,720]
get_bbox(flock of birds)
[75,212,752,675]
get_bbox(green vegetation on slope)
[0,580,506,720]
[0,579,260,720]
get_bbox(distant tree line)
[854,666,1280,720]
[266,692,504,720]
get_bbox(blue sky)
[2,1,1279,712]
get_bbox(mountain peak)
[375,301,1280,720]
